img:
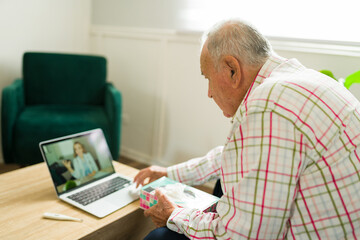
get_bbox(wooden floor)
[0,163,22,174]
[118,156,150,170]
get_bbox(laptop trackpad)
[105,187,139,206]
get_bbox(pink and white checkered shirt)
[166,55,360,239]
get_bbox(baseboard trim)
[120,147,175,168]
[120,147,167,166]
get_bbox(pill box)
[139,176,219,212]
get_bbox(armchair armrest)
[1,79,25,163]
[104,82,122,158]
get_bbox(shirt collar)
[232,54,287,121]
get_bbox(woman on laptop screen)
[62,142,99,179]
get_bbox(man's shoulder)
[252,67,329,99]
[241,67,333,115]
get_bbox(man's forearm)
[167,146,223,185]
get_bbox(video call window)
[42,131,114,194]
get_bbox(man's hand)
[133,165,167,188]
[62,160,74,173]
[144,189,177,227]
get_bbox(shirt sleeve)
[166,110,307,239]
[87,153,99,172]
[166,146,224,186]
[71,158,82,179]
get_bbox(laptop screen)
[40,129,115,195]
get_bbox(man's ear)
[222,56,241,89]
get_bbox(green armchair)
[2,52,122,165]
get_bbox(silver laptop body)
[39,128,139,218]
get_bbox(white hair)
[202,19,272,69]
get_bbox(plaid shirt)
[166,55,360,239]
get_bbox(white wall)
[0,0,91,163]
[90,0,360,168]
[91,0,189,31]
[89,26,360,167]
[91,0,360,42]
[90,27,230,166]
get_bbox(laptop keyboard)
[68,177,131,206]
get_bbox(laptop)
[39,128,139,218]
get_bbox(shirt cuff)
[166,165,181,182]
[166,207,186,233]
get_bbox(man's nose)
[208,87,212,98]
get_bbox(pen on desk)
[43,212,83,222]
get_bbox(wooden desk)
[0,162,155,240]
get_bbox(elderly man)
[134,19,360,239]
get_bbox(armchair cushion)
[13,105,112,165]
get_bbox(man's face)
[200,44,239,118]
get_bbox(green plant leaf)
[320,70,336,80]
[344,70,360,89]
